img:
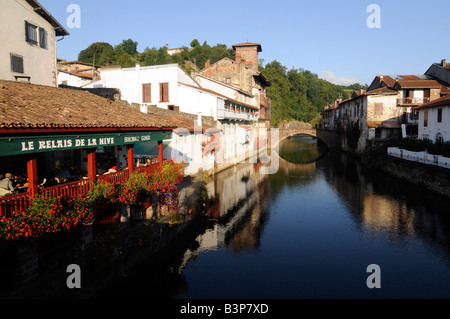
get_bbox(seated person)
[0,173,16,196]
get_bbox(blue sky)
[40,0,450,86]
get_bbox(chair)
[38,178,47,189]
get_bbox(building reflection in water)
[178,162,270,271]
[318,151,450,253]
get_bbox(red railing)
[0,160,169,217]
[0,192,29,217]
[39,178,92,199]
[97,169,131,184]
[136,162,160,175]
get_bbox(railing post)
[87,149,97,183]
[27,158,38,199]
[158,140,163,167]
[127,144,134,172]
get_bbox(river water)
[106,135,450,299]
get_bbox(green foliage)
[78,42,115,65]
[114,39,138,56]
[77,39,235,73]
[399,138,450,157]
[190,39,200,48]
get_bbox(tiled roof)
[25,0,69,36]
[232,42,262,52]
[0,80,199,132]
[414,95,450,110]
[364,87,398,95]
[367,121,400,129]
[394,79,443,89]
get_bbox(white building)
[86,63,262,174]
[57,70,93,87]
[0,0,69,86]
[84,63,216,115]
[416,95,450,142]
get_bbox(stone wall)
[317,129,344,150]
[363,154,450,198]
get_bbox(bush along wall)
[398,138,450,157]
[0,161,185,243]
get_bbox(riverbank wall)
[362,152,450,198]
[317,128,450,198]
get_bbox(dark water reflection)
[107,135,450,299]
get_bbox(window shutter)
[142,84,151,103]
[25,21,30,43]
[39,28,46,49]
[11,55,24,74]
[160,83,169,102]
[424,110,428,127]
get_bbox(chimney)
[442,59,447,67]
[205,59,210,68]
[232,42,262,72]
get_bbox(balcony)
[397,97,430,106]
[217,108,259,121]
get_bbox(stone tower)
[232,42,262,72]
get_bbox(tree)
[78,42,114,65]
[114,39,138,56]
[190,39,200,48]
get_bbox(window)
[39,27,46,49]
[25,21,46,48]
[424,110,428,127]
[437,108,442,123]
[142,83,151,103]
[25,21,38,45]
[10,54,24,73]
[160,83,169,102]
[374,103,383,117]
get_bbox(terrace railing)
[0,192,29,217]
[39,178,92,199]
[0,160,170,217]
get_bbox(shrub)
[0,195,91,241]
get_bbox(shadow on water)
[278,134,328,164]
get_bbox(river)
[104,134,450,299]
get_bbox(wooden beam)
[158,140,163,166]
[87,150,96,183]
[127,145,134,172]
[27,158,38,199]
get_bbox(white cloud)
[320,71,360,86]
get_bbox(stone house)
[0,0,69,86]
[338,87,399,151]
[197,42,272,126]
[367,74,449,135]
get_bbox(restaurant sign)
[0,131,172,156]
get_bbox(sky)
[39,0,450,87]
